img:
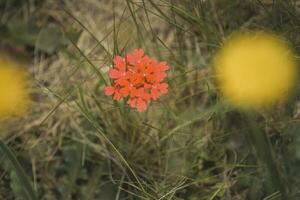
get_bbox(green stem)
[244,112,287,199]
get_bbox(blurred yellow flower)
[0,57,30,120]
[214,31,297,109]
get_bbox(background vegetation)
[1,0,300,199]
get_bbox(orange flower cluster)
[104,49,169,112]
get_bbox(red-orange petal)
[109,69,122,79]
[104,86,115,96]
[151,89,160,100]
[158,61,169,71]
[126,53,136,65]
[155,72,166,82]
[142,93,151,103]
[120,87,129,97]
[136,98,147,112]
[114,55,125,71]
[127,98,137,107]
[126,48,144,65]
[134,48,144,60]
[144,83,152,89]
[116,79,129,86]
[130,87,138,97]
[158,83,168,93]
[113,91,122,101]
[146,74,156,83]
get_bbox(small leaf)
[36,23,68,53]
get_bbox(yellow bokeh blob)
[214,31,297,109]
[0,57,30,120]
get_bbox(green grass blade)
[63,8,112,59]
[0,140,38,200]
[245,113,287,199]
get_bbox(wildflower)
[104,49,169,112]
[0,56,31,120]
[214,31,297,109]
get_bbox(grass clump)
[1,0,300,199]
